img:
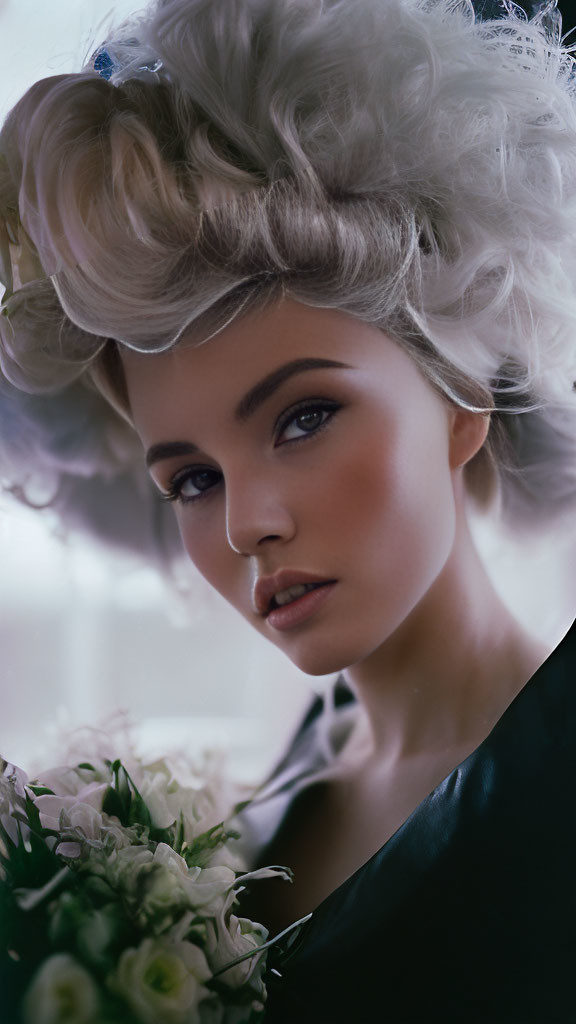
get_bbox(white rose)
[22,953,100,1024]
[111,936,211,1023]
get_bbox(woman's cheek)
[178,514,219,579]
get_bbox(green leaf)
[0,824,62,892]
[174,811,185,856]
[231,797,255,816]
[127,793,152,831]
[102,786,125,822]
[103,760,157,833]
[181,821,239,868]
[23,789,56,841]
[27,785,55,797]
[76,763,96,771]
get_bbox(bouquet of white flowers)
[0,720,307,1024]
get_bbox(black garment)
[239,619,576,1023]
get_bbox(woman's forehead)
[121,297,403,385]
[119,298,442,450]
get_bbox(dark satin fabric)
[247,618,576,1023]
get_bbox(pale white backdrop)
[0,0,574,785]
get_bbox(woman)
[1,0,575,1019]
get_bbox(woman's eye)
[162,467,221,505]
[160,400,340,506]
[275,400,340,445]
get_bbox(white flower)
[115,843,155,869]
[110,936,211,1023]
[133,751,242,846]
[132,759,178,829]
[99,815,136,851]
[105,845,187,933]
[76,904,124,969]
[33,784,109,858]
[22,953,101,1024]
[105,844,154,893]
[136,759,225,840]
[204,888,268,993]
[28,764,136,858]
[33,781,109,824]
[181,863,238,916]
[32,760,114,799]
[169,783,229,844]
[111,843,237,928]
[154,844,236,902]
[0,758,30,846]
[165,909,205,945]
[139,860,189,929]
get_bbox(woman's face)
[121,296,469,677]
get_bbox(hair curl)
[1,0,575,558]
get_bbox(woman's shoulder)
[262,615,576,1022]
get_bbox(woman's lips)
[266,581,337,631]
[254,570,337,616]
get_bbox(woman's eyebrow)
[145,357,352,468]
[234,357,352,422]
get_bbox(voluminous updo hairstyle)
[1,0,575,561]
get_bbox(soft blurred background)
[0,0,574,786]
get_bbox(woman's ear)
[448,406,491,470]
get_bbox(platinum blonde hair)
[0,0,575,559]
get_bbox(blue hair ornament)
[93,49,115,81]
[91,39,164,82]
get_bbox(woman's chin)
[270,638,360,678]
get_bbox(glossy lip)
[253,569,337,617]
[267,581,337,631]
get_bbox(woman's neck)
[340,516,550,775]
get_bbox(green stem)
[212,913,313,978]
[13,865,72,911]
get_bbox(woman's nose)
[224,470,296,556]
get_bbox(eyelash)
[161,398,341,506]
